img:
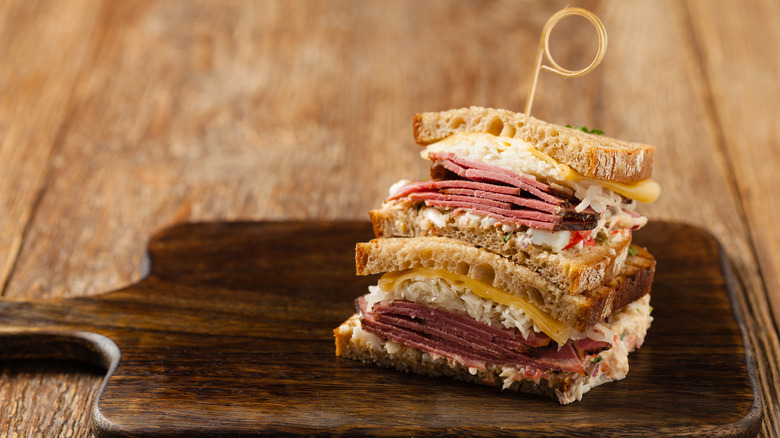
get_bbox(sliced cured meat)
[388,180,524,201]
[407,192,512,210]
[430,152,575,200]
[388,152,599,231]
[389,180,563,214]
[441,187,561,214]
[573,336,613,357]
[410,193,596,231]
[464,168,566,206]
[419,198,560,230]
[382,299,551,347]
[357,297,607,376]
[431,159,566,206]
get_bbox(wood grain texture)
[0,2,105,437]
[0,221,762,437]
[683,7,780,433]
[0,361,102,438]
[0,0,778,436]
[0,0,101,292]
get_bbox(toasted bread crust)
[355,236,655,333]
[413,106,655,184]
[573,245,656,330]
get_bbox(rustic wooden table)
[1,0,778,436]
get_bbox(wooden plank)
[1,0,588,301]
[0,361,101,438]
[685,1,780,434]
[0,0,777,436]
[682,0,780,269]
[0,1,104,437]
[595,3,780,433]
[0,221,762,437]
[686,1,780,301]
[1,0,424,299]
[0,0,101,292]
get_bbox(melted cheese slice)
[528,146,661,203]
[378,267,577,345]
[429,132,660,203]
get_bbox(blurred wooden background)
[1,0,778,435]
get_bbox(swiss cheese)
[378,267,578,345]
[527,145,661,203]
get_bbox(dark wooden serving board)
[0,221,762,437]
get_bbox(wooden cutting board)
[0,221,762,437]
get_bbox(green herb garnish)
[592,356,603,364]
[503,231,514,243]
[628,246,638,256]
[566,124,604,135]
[620,330,626,341]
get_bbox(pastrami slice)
[388,151,599,231]
[357,297,610,376]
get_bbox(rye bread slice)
[355,236,655,333]
[413,106,655,184]
[369,203,632,295]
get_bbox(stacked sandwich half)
[335,106,659,404]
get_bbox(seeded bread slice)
[369,203,632,295]
[413,106,655,184]
[334,301,651,404]
[335,314,572,403]
[355,236,655,333]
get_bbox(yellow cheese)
[528,147,661,203]
[378,267,577,345]
[432,132,660,203]
[593,178,660,203]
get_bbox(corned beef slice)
[357,297,611,376]
[389,152,598,231]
